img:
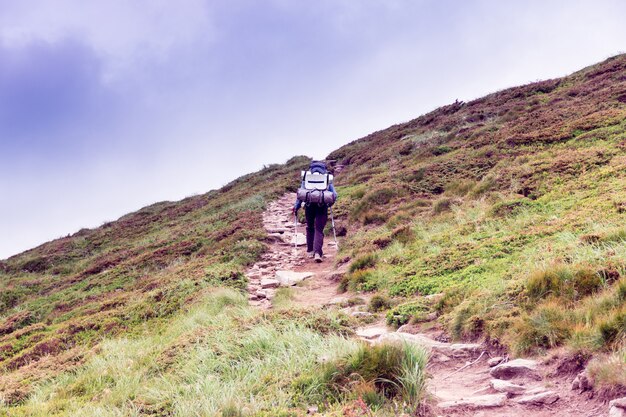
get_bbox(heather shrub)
[386,301,429,327]
[368,295,392,312]
[350,254,377,273]
[526,265,603,301]
[512,303,572,354]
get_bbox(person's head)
[309,160,327,174]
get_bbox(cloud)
[0,0,214,78]
[0,38,117,152]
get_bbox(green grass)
[4,289,427,416]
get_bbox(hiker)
[293,161,337,263]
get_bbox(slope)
[328,54,626,383]
[1,54,626,415]
[0,157,309,403]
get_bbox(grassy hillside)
[329,54,626,385]
[1,157,428,416]
[0,158,308,404]
[1,54,626,414]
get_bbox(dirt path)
[246,193,350,309]
[246,194,611,417]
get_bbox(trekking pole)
[329,207,339,250]
[293,213,299,253]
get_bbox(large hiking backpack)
[297,170,336,206]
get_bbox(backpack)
[297,170,336,206]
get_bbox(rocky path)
[355,324,609,416]
[247,194,617,416]
[246,193,345,309]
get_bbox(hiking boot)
[307,251,315,258]
[314,253,322,263]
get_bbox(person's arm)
[329,183,338,200]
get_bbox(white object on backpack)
[301,171,334,190]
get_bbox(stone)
[397,324,418,334]
[490,358,541,380]
[255,290,267,299]
[610,398,626,417]
[488,357,504,367]
[248,294,259,301]
[471,386,493,396]
[448,343,483,357]
[490,379,526,395]
[356,326,390,340]
[266,227,288,233]
[327,297,349,305]
[514,390,559,405]
[438,393,507,410]
[610,397,626,409]
[610,406,626,417]
[275,270,314,286]
[432,353,452,363]
[260,278,280,289]
[351,311,373,318]
[379,332,481,358]
[282,233,306,246]
[424,293,444,302]
[307,405,319,414]
[571,370,593,392]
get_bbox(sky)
[1,0,625,259]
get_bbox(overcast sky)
[1,0,625,259]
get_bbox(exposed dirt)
[248,194,614,416]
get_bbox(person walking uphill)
[293,161,338,263]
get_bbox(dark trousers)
[305,204,328,256]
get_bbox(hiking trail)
[246,193,610,417]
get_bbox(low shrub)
[432,145,452,155]
[350,254,377,273]
[365,188,397,206]
[587,348,626,389]
[432,197,454,214]
[338,269,375,293]
[617,278,626,301]
[601,228,626,244]
[204,262,247,291]
[512,303,572,354]
[445,180,475,196]
[386,301,428,327]
[598,309,626,346]
[20,257,50,273]
[470,174,496,197]
[489,199,532,217]
[391,225,415,244]
[361,210,387,225]
[372,235,392,249]
[319,342,428,405]
[341,297,366,307]
[368,295,392,312]
[581,228,626,246]
[526,265,603,301]
[351,187,398,220]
